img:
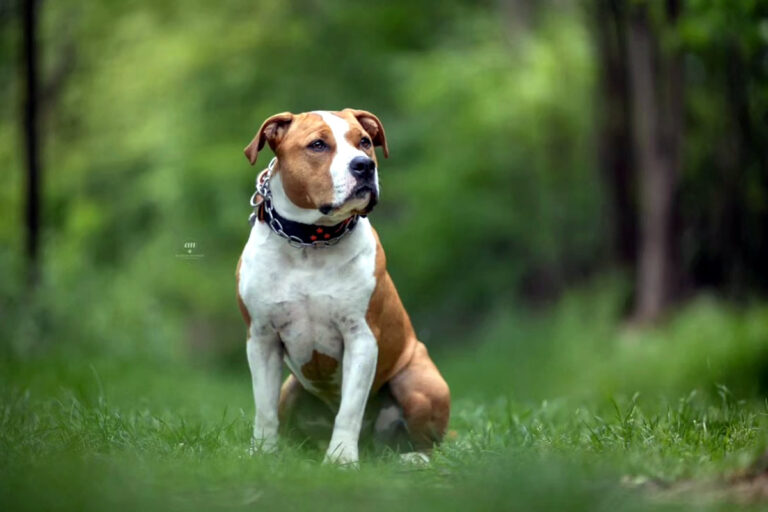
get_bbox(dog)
[236,109,450,465]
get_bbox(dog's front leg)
[324,327,378,466]
[246,326,283,454]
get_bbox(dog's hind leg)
[387,342,451,451]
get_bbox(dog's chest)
[266,267,368,363]
[240,221,378,396]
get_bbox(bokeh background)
[3,0,767,388]
[2,0,768,509]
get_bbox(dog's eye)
[308,139,328,152]
[359,137,372,150]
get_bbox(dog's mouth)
[318,185,378,217]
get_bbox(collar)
[248,158,360,249]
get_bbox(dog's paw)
[323,442,359,469]
[248,436,278,457]
[399,452,430,465]
[322,455,359,470]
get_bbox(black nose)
[349,156,375,180]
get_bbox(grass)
[2,283,768,511]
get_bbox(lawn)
[2,284,768,511]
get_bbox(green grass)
[2,284,768,511]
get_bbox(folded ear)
[244,112,294,165]
[344,108,389,158]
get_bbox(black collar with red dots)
[257,200,360,248]
[248,164,360,249]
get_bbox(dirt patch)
[623,451,768,505]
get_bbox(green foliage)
[2,0,765,359]
[0,0,602,359]
[441,278,768,402]
[386,12,600,318]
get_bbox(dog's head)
[244,109,388,223]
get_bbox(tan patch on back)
[365,228,418,391]
[275,112,336,209]
[300,350,341,398]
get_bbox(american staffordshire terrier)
[236,109,450,465]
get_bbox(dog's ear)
[244,112,294,165]
[345,108,389,159]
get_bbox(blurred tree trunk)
[627,0,683,323]
[593,0,636,267]
[502,0,534,40]
[722,39,761,293]
[22,0,41,287]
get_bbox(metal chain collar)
[248,157,358,249]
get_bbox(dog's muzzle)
[318,185,378,216]
[348,157,378,214]
[318,157,379,215]
[352,184,378,213]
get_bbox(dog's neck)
[250,166,360,249]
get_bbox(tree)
[21,0,41,287]
[593,0,637,268]
[626,0,684,323]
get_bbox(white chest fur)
[239,218,378,396]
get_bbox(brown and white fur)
[236,109,450,466]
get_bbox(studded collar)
[248,158,360,249]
